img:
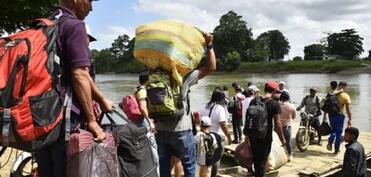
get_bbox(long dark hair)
[206,87,227,109]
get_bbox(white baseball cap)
[85,23,97,42]
[248,85,260,92]
[200,116,212,126]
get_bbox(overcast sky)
[86,0,371,58]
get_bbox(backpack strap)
[263,96,273,104]
[2,108,11,147]
[64,87,73,141]
[209,104,215,117]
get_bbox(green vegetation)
[0,0,58,36]
[2,2,370,73]
[237,60,371,73]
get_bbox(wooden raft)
[220,122,371,177]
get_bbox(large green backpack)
[146,70,185,121]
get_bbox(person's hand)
[203,33,213,46]
[148,119,156,133]
[281,139,286,147]
[100,97,114,113]
[244,136,250,142]
[347,120,352,127]
[87,121,106,142]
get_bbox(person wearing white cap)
[195,116,217,177]
[278,81,290,95]
[242,86,259,127]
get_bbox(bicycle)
[0,146,37,177]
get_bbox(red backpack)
[0,17,64,151]
[119,87,143,122]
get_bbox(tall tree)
[304,44,326,60]
[0,0,58,36]
[253,36,270,61]
[327,29,364,59]
[256,30,290,61]
[213,11,253,62]
[109,34,130,59]
[92,48,114,73]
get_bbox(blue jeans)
[328,113,345,151]
[156,130,196,177]
[282,126,292,155]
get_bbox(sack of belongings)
[134,20,206,85]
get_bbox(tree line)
[91,11,367,72]
[1,3,370,73]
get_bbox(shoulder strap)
[135,85,144,94]
[263,97,273,104]
[209,104,215,117]
[186,91,191,115]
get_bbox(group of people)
[28,1,367,177]
[38,1,220,177]
[226,80,367,177]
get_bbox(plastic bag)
[266,132,288,171]
[234,137,253,168]
[67,129,119,177]
[134,20,205,85]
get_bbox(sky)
[86,0,371,58]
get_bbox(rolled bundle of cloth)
[134,20,206,85]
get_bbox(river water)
[96,73,371,131]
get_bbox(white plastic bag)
[266,132,288,171]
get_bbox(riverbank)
[237,60,371,73]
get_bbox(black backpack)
[243,96,271,139]
[321,93,340,114]
[203,132,222,166]
[105,110,158,177]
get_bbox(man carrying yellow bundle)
[153,33,216,177]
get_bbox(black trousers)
[34,138,66,177]
[232,114,242,141]
[250,138,272,177]
[311,116,322,143]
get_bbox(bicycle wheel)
[10,155,37,177]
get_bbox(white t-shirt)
[200,104,227,135]
[242,96,253,126]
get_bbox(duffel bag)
[107,109,158,177]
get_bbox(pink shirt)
[279,102,296,126]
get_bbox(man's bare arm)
[198,33,216,80]
[71,67,105,141]
[274,114,286,146]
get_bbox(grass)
[237,60,371,73]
